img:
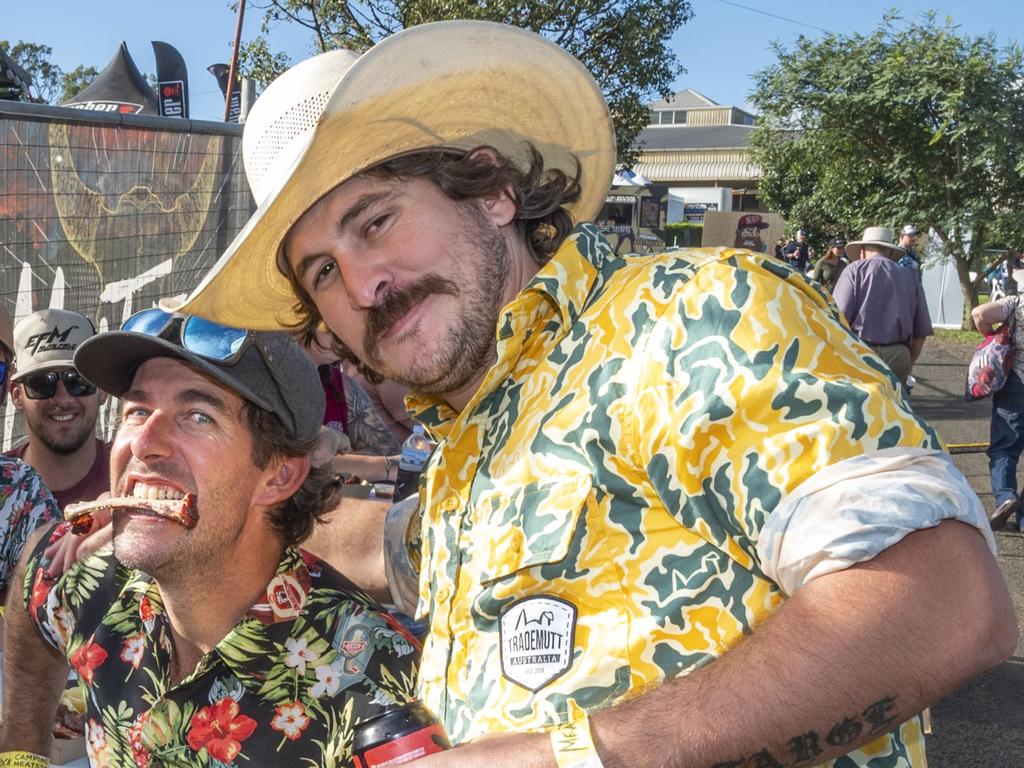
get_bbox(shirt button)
[443,497,460,511]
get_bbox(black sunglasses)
[21,369,98,400]
[0,360,7,387]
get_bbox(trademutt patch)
[499,596,577,691]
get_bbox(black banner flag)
[208,63,241,123]
[152,41,189,119]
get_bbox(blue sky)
[6,0,1024,121]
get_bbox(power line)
[711,0,834,35]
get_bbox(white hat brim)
[844,240,905,261]
[171,21,616,330]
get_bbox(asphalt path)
[901,338,1023,767]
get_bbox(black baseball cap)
[75,318,324,444]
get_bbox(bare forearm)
[302,495,389,601]
[1,532,69,752]
[331,452,398,483]
[590,521,1015,768]
[418,521,1014,768]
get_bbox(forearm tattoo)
[344,376,401,455]
[708,695,900,768]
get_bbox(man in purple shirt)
[833,226,933,391]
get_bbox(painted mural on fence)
[0,108,252,449]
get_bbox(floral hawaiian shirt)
[406,224,939,766]
[0,456,58,603]
[25,532,419,767]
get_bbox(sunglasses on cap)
[122,308,297,426]
[122,308,254,364]
[20,369,98,400]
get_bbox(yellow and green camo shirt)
[407,224,939,766]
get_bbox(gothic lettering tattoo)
[704,694,901,768]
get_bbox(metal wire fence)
[0,101,252,450]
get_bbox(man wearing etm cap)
[157,21,1016,768]
[0,311,418,765]
[0,304,59,605]
[4,309,111,511]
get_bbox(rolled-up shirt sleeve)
[757,447,993,596]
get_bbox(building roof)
[636,124,755,151]
[647,88,719,109]
[632,155,759,183]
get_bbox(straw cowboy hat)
[167,21,616,330]
[844,226,905,261]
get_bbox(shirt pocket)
[475,472,593,586]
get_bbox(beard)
[26,406,97,455]
[361,204,512,396]
[111,461,248,584]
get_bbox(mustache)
[365,274,460,348]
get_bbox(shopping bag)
[966,314,1016,401]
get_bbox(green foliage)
[1,40,61,102]
[749,12,1024,317]
[663,222,703,247]
[60,64,100,102]
[232,0,694,166]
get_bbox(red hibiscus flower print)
[28,568,52,622]
[70,640,108,686]
[187,697,257,763]
[139,595,156,624]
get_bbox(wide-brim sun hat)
[167,20,617,331]
[844,226,905,261]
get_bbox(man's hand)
[44,505,112,579]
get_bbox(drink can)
[352,700,451,767]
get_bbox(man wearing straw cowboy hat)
[151,21,1011,767]
[833,226,933,391]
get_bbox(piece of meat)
[63,493,198,532]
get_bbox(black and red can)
[352,700,452,767]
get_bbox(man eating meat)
[0,311,418,766]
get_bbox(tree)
[0,40,99,104]
[749,13,1024,324]
[61,64,101,102]
[233,0,694,167]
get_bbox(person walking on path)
[833,226,933,390]
[972,295,1024,531]
[812,237,848,292]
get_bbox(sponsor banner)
[158,81,186,118]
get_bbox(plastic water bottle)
[394,425,433,500]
